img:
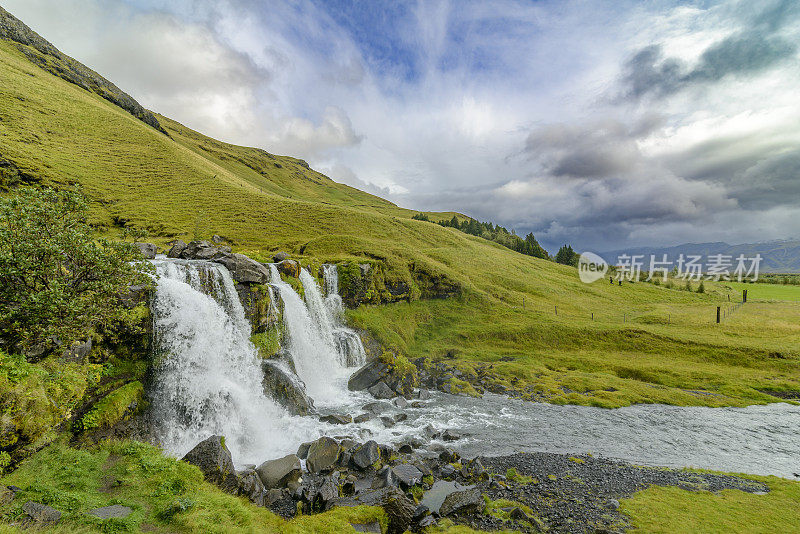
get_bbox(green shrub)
[0,188,152,355]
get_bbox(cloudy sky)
[5,0,799,251]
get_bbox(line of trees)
[413,213,550,260]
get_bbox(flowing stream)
[148,259,800,478]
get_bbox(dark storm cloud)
[618,31,796,101]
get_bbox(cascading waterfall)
[149,259,316,464]
[268,265,351,405]
[320,264,367,367]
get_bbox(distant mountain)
[600,240,800,273]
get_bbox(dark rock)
[265,488,285,506]
[181,435,238,493]
[368,381,395,399]
[134,242,157,259]
[380,416,395,428]
[297,441,312,459]
[238,470,266,506]
[382,488,417,534]
[306,437,341,473]
[439,487,483,517]
[398,444,413,455]
[410,401,424,408]
[319,413,353,425]
[509,507,530,521]
[354,413,372,424]
[181,240,219,260]
[314,475,339,510]
[439,449,460,463]
[167,240,187,258]
[442,429,462,441]
[213,253,271,284]
[393,413,408,423]
[273,251,289,262]
[277,259,300,278]
[351,440,381,470]
[392,463,423,488]
[348,360,390,392]
[375,465,398,489]
[261,360,315,416]
[88,504,132,519]
[361,401,390,414]
[256,454,301,489]
[440,465,456,478]
[21,501,61,526]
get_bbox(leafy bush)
[0,188,151,356]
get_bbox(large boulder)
[167,240,187,258]
[348,360,390,391]
[256,454,302,489]
[261,360,315,416]
[392,464,423,489]
[181,240,220,260]
[181,435,238,493]
[348,355,416,398]
[350,440,380,470]
[306,437,341,473]
[134,242,157,259]
[439,487,483,517]
[213,253,271,284]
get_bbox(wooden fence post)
[716,306,721,324]
[743,289,747,303]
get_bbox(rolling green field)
[724,281,800,302]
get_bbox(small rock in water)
[380,416,395,428]
[442,429,462,441]
[393,412,408,423]
[393,397,408,409]
[319,413,353,425]
[362,401,390,414]
[88,505,133,520]
[354,413,372,423]
[415,389,432,400]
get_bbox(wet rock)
[349,360,390,391]
[167,239,187,258]
[415,389,431,400]
[393,413,408,423]
[88,504,132,519]
[361,401,390,414]
[439,449,460,463]
[134,242,157,259]
[277,259,301,278]
[306,437,341,473]
[354,413,372,423]
[380,416,395,428]
[319,413,353,425]
[21,501,61,526]
[439,487,483,517]
[392,463,423,488]
[181,240,219,260]
[351,440,381,470]
[382,488,417,534]
[238,469,266,506]
[440,465,456,478]
[297,441,312,459]
[256,454,301,489]
[214,253,271,284]
[442,429,462,441]
[368,381,395,399]
[181,435,238,493]
[398,443,413,455]
[272,251,289,262]
[393,397,408,409]
[313,475,339,511]
[261,360,315,416]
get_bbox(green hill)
[1,7,799,410]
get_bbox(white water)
[149,260,318,464]
[268,265,352,405]
[319,265,367,367]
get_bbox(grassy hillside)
[1,34,799,409]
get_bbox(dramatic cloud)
[4,0,800,251]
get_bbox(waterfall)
[320,264,367,368]
[149,259,316,464]
[268,265,350,405]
